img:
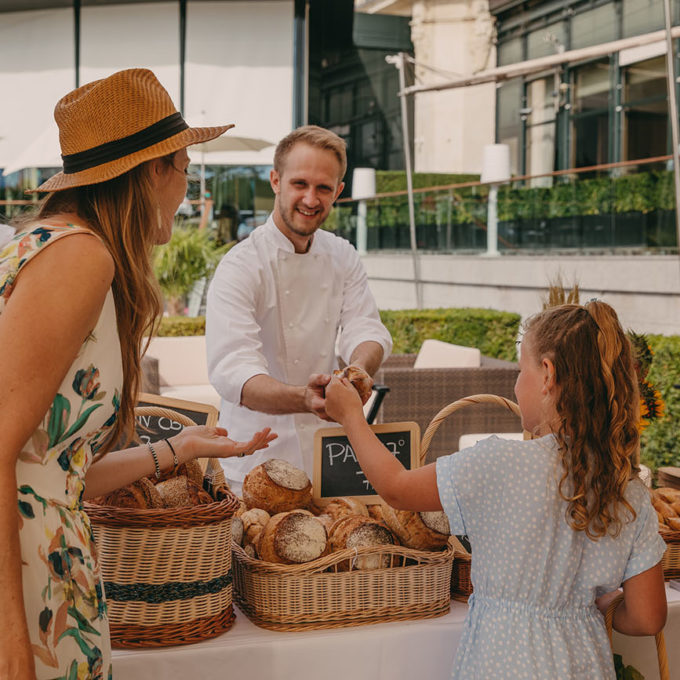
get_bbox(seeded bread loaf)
[380,505,450,551]
[329,515,395,570]
[317,497,369,522]
[257,511,329,564]
[243,459,312,514]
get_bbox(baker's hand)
[169,425,277,462]
[304,372,332,421]
[325,376,364,425]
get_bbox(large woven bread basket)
[658,526,680,580]
[419,394,524,601]
[84,406,239,648]
[232,540,453,631]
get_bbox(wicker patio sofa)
[373,353,521,463]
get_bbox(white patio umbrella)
[191,134,274,214]
[1,123,61,176]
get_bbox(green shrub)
[156,316,206,336]
[640,334,680,472]
[379,308,520,360]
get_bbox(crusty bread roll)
[671,501,680,516]
[241,508,271,551]
[319,497,369,522]
[656,487,680,505]
[257,511,329,564]
[231,516,244,547]
[380,504,450,551]
[156,476,213,508]
[153,456,203,487]
[666,516,680,531]
[329,515,395,570]
[92,477,163,509]
[243,459,312,514]
[652,498,676,521]
[333,366,372,404]
[367,504,385,523]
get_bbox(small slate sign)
[313,421,420,502]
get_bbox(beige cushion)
[413,339,481,369]
[146,336,209,387]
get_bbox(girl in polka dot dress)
[325,301,667,679]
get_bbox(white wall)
[184,1,294,166]
[0,9,74,167]
[363,252,680,335]
[0,1,294,172]
[410,0,496,174]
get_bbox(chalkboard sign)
[313,421,420,502]
[136,392,218,445]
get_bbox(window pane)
[573,60,610,114]
[498,37,522,66]
[497,79,522,175]
[526,122,556,186]
[572,5,618,50]
[623,0,664,38]
[527,22,566,59]
[623,56,668,159]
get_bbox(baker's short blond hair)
[274,125,347,181]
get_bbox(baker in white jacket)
[206,125,392,490]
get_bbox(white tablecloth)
[112,588,679,680]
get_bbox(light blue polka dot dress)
[436,434,667,679]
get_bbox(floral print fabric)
[1,225,122,679]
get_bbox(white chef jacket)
[206,216,392,484]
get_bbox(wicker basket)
[658,526,680,580]
[232,541,454,631]
[84,406,238,648]
[419,394,523,602]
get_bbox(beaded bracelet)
[165,438,179,466]
[147,441,161,480]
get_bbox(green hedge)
[640,334,680,472]
[379,308,520,360]
[156,308,521,360]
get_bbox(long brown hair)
[524,301,640,539]
[25,158,170,451]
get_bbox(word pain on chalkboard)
[313,421,420,503]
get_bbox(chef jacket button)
[288,322,294,328]
[324,318,330,324]
[320,351,327,357]
[299,423,306,430]
[285,289,290,295]
[293,359,299,365]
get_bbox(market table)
[112,587,679,680]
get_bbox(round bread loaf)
[666,516,680,531]
[152,456,203,487]
[242,459,312,514]
[257,511,329,564]
[241,508,271,550]
[93,477,163,509]
[657,487,680,504]
[330,515,395,570]
[156,476,213,508]
[380,504,450,551]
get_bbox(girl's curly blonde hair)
[524,301,640,539]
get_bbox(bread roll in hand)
[332,366,373,404]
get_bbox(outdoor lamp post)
[481,144,510,257]
[352,167,376,256]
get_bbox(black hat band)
[62,112,189,174]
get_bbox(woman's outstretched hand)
[325,376,364,425]
[170,425,277,462]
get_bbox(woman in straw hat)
[0,68,276,679]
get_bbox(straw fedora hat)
[32,68,234,193]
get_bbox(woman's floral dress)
[0,224,122,679]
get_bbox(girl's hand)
[170,426,277,462]
[325,376,364,425]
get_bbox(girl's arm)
[325,376,442,511]
[83,425,276,499]
[0,233,114,680]
[596,562,667,636]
